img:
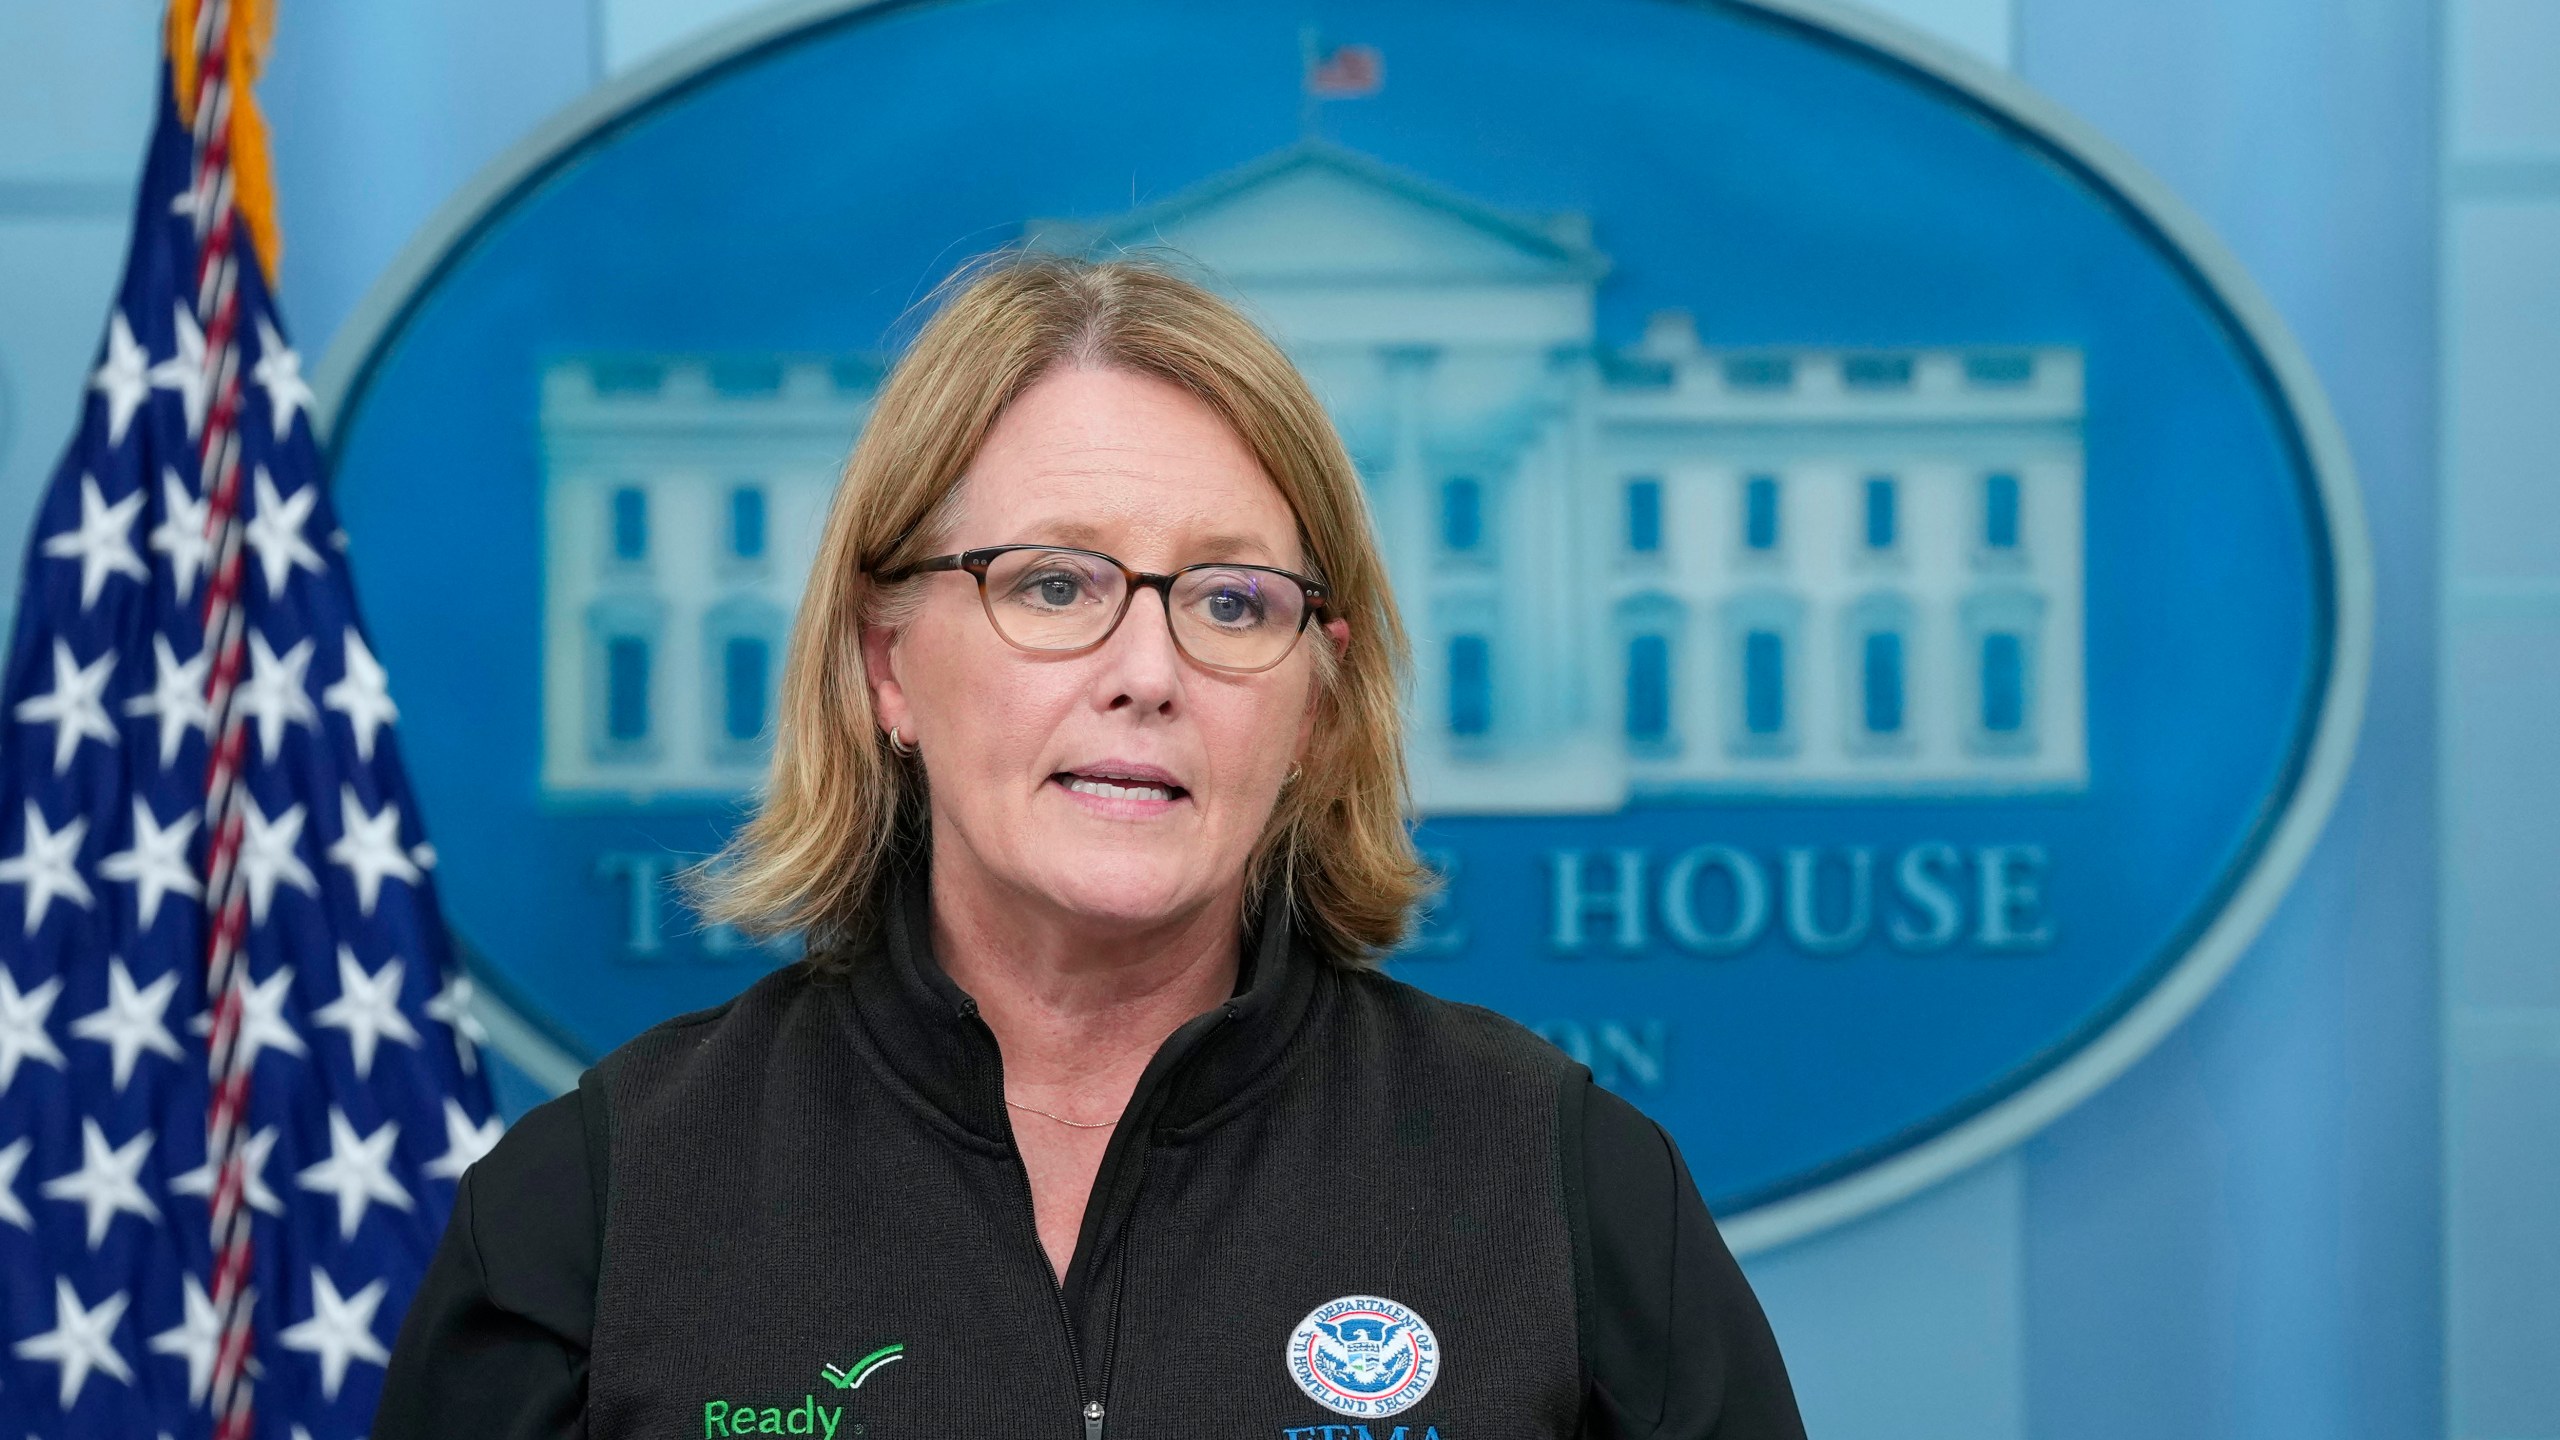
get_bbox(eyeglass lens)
[981,548,1309,668]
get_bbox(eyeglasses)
[873,544,1332,674]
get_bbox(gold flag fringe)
[165,0,282,285]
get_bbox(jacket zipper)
[960,996,1236,1439]
[963,997,1107,1440]
[1065,1090,1143,1440]
[1090,1208,1134,1439]
[1075,1006,1225,1438]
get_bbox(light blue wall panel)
[2444,0,2560,1433]
[2449,1032,2560,1434]
[2446,203,2560,580]
[258,0,597,354]
[0,1,161,180]
[2443,8,2560,1428]
[2019,1032,2240,1432]
[1746,1155,2025,1440]
[2444,611,2560,1011]
[2448,0,2560,155]
[2018,1,2443,1438]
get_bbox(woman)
[376,252,1806,1439]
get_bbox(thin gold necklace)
[1006,1097,1120,1130]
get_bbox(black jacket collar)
[836,856,1326,1150]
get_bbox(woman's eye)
[1197,586,1266,627]
[1011,570,1090,608]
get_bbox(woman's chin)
[1019,854,1227,933]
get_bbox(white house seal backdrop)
[315,0,2369,1251]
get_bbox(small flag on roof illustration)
[1305,39,1384,98]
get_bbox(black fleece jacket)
[374,872,1805,1440]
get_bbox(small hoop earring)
[1281,762,1303,789]
[887,725,916,756]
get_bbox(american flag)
[0,5,496,1437]
[1305,42,1385,99]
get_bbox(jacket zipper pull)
[1083,1399,1105,1440]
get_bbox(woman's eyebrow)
[1012,523,1279,564]
[1025,520,1109,548]
[1184,533,1276,563]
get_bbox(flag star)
[322,628,399,761]
[412,839,438,870]
[313,946,421,1080]
[98,798,202,929]
[0,969,67,1090]
[171,1124,285,1217]
[253,317,317,440]
[148,468,213,602]
[14,638,119,775]
[424,1099,504,1182]
[279,1268,390,1402]
[68,957,184,1091]
[237,794,319,924]
[244,466,326,599]
[0,1136,32,1229]
[40,473,149,610]
[194,967,308,1073]
[148,303,212,438]
[147,1273,221,1408]
[424,970,485,1074]
[253,316,316,440]
[237,629,320,764]
[297,1108,414,1241]
[0,801,94,935]
[327,786,421,917]
[90,309,151,446]
[125,633,213,770]
[13,1276,134,1408]
[40,1117,160,1249]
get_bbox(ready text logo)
[702,1394,846,1437]
[705,1352,903,1438]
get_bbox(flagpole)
[171,2,273,1436]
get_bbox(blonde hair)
[679,249,1431,966]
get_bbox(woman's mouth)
[1052,764,1189,807]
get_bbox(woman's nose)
[1097,585,1184,714]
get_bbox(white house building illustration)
[537,140,2086,811]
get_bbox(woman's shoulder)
[578,953,839,1122]
[1327,960,1586,1083]
[584,958,834,1090]
[460,1085,602,1303]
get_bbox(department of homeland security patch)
[1287,1295,1441,1417]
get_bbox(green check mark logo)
[820,1344,905,1390]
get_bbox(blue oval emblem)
[320,0,2369,1249]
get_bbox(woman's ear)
[1295,617,1352,759]
[860,622,909,739]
